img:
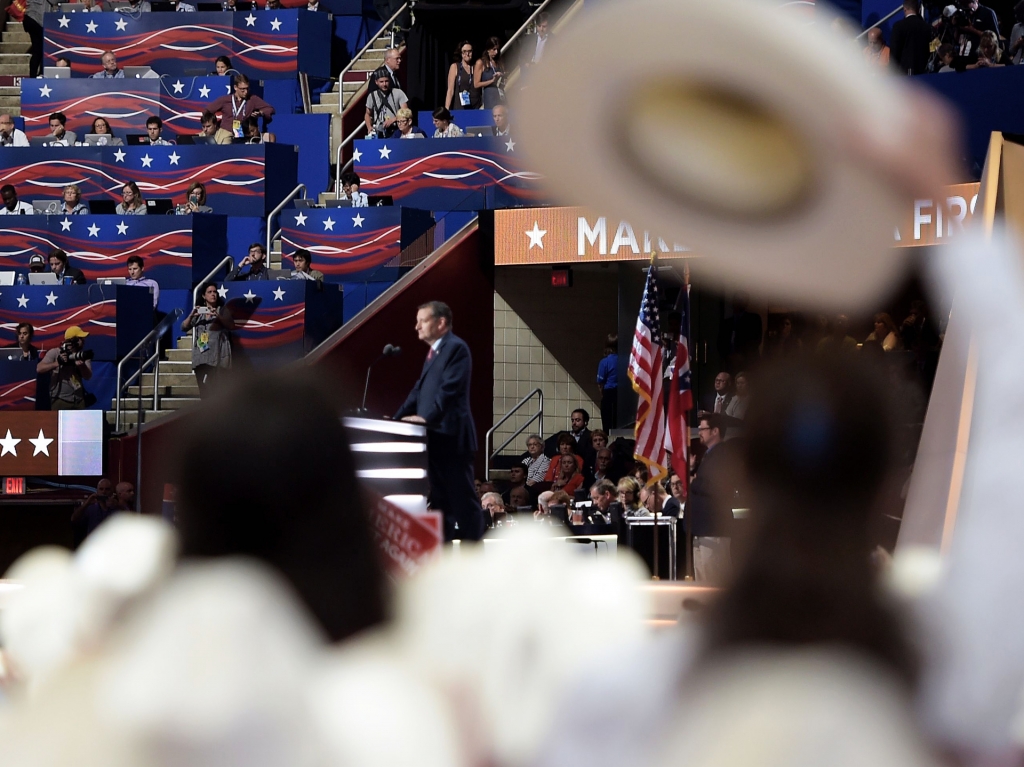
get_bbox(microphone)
[361,343,401,411]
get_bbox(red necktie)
[427,347,436,362]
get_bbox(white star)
[59,217,72,232]
[293,212,307,226]
[45,291,57,306]
[114,16,127,30]
[505,138,516,152]
[38,84,51,98]
[16,294,27,308]
[244,12,256,25]
[29,429,52,457]
[216,285,228,298]
[113,149,126,162]
[351,213,364,228]
[272,287,285,301]
[116,220,128,235]
[172,80,184,94]
[57,14,69,27]
[243,289,256,303]
[225,84,231,94]
[198,85,211,99]
[140,154,153,168]
[87,223,100,237]
[168,151,180,166]
[378,145,391,159]
[0,429,20,457]
[270,16,282,30]
[85,20,97,33]
[525,222,547,249]
[323,217,335,231]
[352,147,362,163]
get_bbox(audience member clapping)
[364,71,408,138]
[91,50,124,79]
[475,36,506,109]
[0,114,28,147]
[46,111,76,147]
[395,108,425,139]
[61,184,89,215]
[0,184,33,215]
[432,107,464,138]
[446,40,481,110]
[89,117,124,146]
[116,181,147,215]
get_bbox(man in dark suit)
[890,0,934,75]
[396,301,485,541]
[700,371,734,415]
[686,413,738,582]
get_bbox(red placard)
[369,495,442,577]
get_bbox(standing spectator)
[339,172,369,207]
[116,182,147,216]
[364,72,408,138]
[24,0,57,78]
[0,114,28,147]
[91,50,125,79]
[431,107,464,138]
[70,479,114,545]
[701,371,733,414]
[89,117,123,146]
[865,312,902,351]
[125,255,160,308]
[394,108,426,139]
[371,0,409,42]
[890,0,933,74]
[816,314,858,353]
[717,292,762,372]
[61,184,89,215]
[596,334,618,431]
[520,433,550,486]
[368,50,402,95]
[726,371,751,420]
[445,41,481,110]
[6,323,39,361]
[525,12,550,66]
[0,185,33,215]
[967,0,1000,35]
[966,31,1008,67]
[182,282,234,397]
[48,249,86,284]
[688,412,736,582]
[491,104,512,137]
[863,28,891,67]
[767,315,802,357]
[474,37,506,110]
[227,243,269,281]
[1010,1,1024,64]
[209,74,275,136]
[37,326,93,410]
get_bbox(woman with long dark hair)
[181,281,234,397]
[445,40,481,110]
[474,36,505,109]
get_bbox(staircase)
[106,335,200,428]
[0,22,31,116]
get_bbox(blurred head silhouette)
[173,371,388,643]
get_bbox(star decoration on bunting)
[293,212,307,226]
[323,217,335,231]
[0,429,20,457]
[378,145,391,159]
[272,287,285,301]
[29,429,52,457]
[244,12,256,25]
[59,218,72,232]
[168,151,180,165]
[525,222,547,249]
[16,294,28,308]
[505,138,516,152]
[351,213,364,228]
[45,292,57,306]
[57,15,69,27]
[116,221,128,235]
[172,80,184,94]
[114,17,127,30]
[113,149,126,162]
[270,16,282,30]
[85,20,98,33]
[216,285,228,299]
[38,84,51,98]
[352,147,362,163]
[87,223,100,237]
[198,85,210,99]
[243,289,256,303]
[140,154,153,168]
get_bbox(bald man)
[0,115,28,147]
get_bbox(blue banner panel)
[279,207,400,282]
[0,360,42,410]
[0,285,118,359]
[353,137,542,210]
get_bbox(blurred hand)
[401,415,426,423]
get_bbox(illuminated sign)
[0,411,103,476]
[895,182,980,248]
[3,477,24,494]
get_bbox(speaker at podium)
[343,416,429,515]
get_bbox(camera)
[61,340,94,363]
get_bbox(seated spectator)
[865,312,903,351]
[145,115,174,146]
[816,314,857,353]
[116,0,151,12]
[550,452,584,495]
[501,464,528,505]
[28,254,45,274]
[521,433,550,485]
[477,480,497,499]
[584,447,616,488]
[125,255,160,308]
[617,476,642,514]
[241,115,274,144]
[364,71,408,138]
[48,248,86,284]
[863,28,890,67]
[937,43,956,71]
[638,483,669,518]
[475,36,506,110]
[665,471,685,515]
[116,181,147,216]
[0,114,28,147]
[590,428,608,452]
[46,111,76,147]
[54,56,72,65]
[89,117,123,146]
[265,0,280,8]
[214,55,233,75]
[394,108,425,139]
[79,0,102,11]
[967,30,1008,68]
[544,432,583,481]
[726,370,751,419]
[508,485,533,511]
[227,242,269,281]
[198,110,233,145]
[481,490,504,525]
[176,181,213,214]
[91,50,124,79]
[6,322,39,361]
[535,488,570,519]
[432,107,464,138]
[491,103,512,137]
[209,74,275,137]
[291,248,323,281]
[61,184,89,215]
[37,326,93,409]
[339,171,369,207]
[1011,2,1024,64]
[0,184,33,215]
[445,41,481,110]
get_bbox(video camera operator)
[36,326,94,410]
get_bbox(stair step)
[0,96,21,107]
[140,372,196,386]
[166,349,191,362]
[0,86,18,96]
[319,92,339,105]
[128,384,200,397]
[156,360,193,372]
[0,64,29,76]
[110,396,199,411]
[372,38,390,49]
[0,42,30,54]
[311,103,336,114]
[106,409,176,427]
[2,33,30,44]
[7,23,24,32]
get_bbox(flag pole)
[651,252,660,582]
[683,262,694,580]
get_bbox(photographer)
[182,282,234,398]
[37,326,93,410]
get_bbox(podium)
[623,517,678,580]
[343,416,428,515]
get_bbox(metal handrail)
[265,184,306,259]
[502,0,555,54]
[335,122,368,196]
[484,388,544,481]
[335,2,408,113]
[192,255,234,309]
[299,72,312,114]
[114,308,183,432]
[856,3,903,39]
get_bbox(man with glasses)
[0,114,28,147]
[688,413,736,582]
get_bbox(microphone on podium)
[361,343,402,411]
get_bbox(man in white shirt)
[91,51,124,79]
[0,115,28,147]
[491,104,512,137]
[530,13,550,64]
[0,184,33,215]
[145,116,174,146]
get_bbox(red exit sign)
[4,477,24,495]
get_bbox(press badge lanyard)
[231,96,246,137]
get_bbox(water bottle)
[15,273,24,285]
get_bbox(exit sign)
[551,267,573,288]
[4,477,25,495]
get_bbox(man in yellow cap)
[36,326,93,410]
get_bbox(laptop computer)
[88,199,117,214]
[28,273,59,285]
[32,200,61,215]
[125,134,147,145]
[464,126,491,137]
[323,199,353,208]
[0,272,16,286]
[82,133,116,146]
[98,277,127,285]
[124,66,155,79]
[367,195,393,207]
[29,137,59,148]
[271,269,293,281]
[42,67,71,79]
[292,198,316,209]
[58,3,81,10]
[146,199,174,215]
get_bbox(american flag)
[666,283,693,490]
[628,258,668,485]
